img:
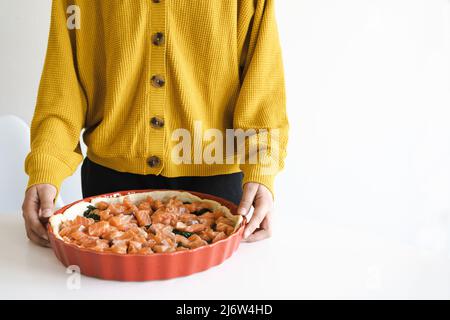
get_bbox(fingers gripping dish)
[50,191,243,255]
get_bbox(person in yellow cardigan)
[22,0,288,247]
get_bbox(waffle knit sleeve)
[25,0,86,194]
[234,0,289,196]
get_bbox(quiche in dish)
[48,190,245,281]
[50,190,243,255]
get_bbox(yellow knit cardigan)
[25,0,288,195]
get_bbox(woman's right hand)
[21,184,57,247]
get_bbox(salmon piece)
[102,228,124,241]
[128,204,139,215]
[175,221,187,230]
[60,224,83,237]
[138,202,149,210]
[213,210,224,219]
[184,202,195,211]
[117,229,147,243]
[130,216,138,222]
[150,223,169,233]
[108,203,127,215]
[95,240,110,251]
[86,239,109,252]
[179,213,199,224]
[191,240,208,249]
[200,212,215,220]
[150,223,176,242]
[176,246,189,252]
[127,240,142,254]
[187,236,208,249]
[212,231,227,243]
[131,229,147,242]
[119,222,140,232]
[188,234,202,242]
[167,238,176,247]
[165,198,187,215]
[96,201,109,210]
[206,228,219,239]
[215,222,234,235]
[138,200,152,210]
[198,212,215,227]
[115,228,145,244]
[199,217,214,227]
[151,209,176,225]
[175,234,190,247]
[110,240,127,254]
[122,196,133,208]
[153,244,176,253]
[160,237,176,248]
[117,230,136,242]
[74,215,95,227]
[70,230,89,241]
[78,236,99,248]
[108,214,133,228]
[151,233,163,244]
[99,209,112,221]
[151,199,164,211]
[138,196,154,209]
[129,226,148,238]
[122,197,139,214]
[167,197,184,207]
[87,221,111,237]
[216,216,234,226]
[184,202,203,212]
[187,234,208,248]
[198,230,212,242]
[152,244,169,253]
[133,235,147,244]
[184,223,207,233]
[145,238,157,248]
[134,209,151,227]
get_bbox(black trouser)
[81,157,243,205]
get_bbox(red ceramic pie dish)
[47,189,246,281]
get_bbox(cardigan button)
[150,116,165,129]
[151,75,165,88]
[152,32,165,46]
[147,156,161,168]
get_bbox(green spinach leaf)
[173,229,193,238]
[83,205,100,221]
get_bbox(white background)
[0,0,449,299]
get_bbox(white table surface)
[1,211,449,300]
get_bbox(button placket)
[147,0,166,173]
